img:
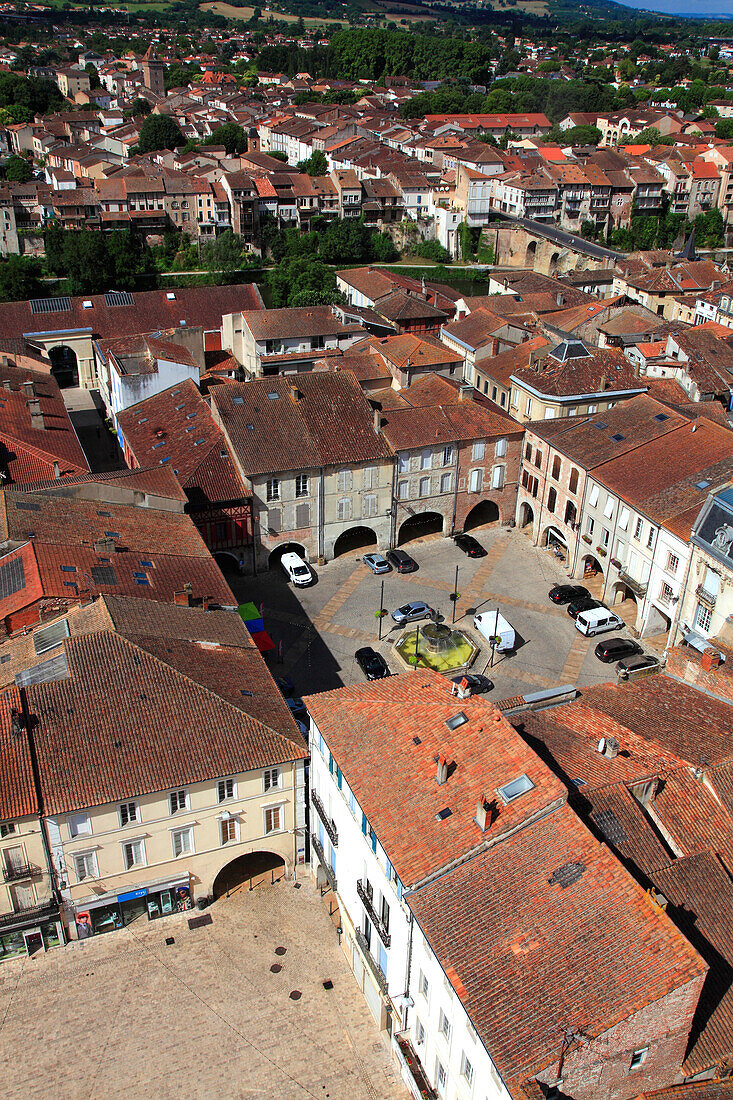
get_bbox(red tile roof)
[0,687,38,822]
[0,365,89,484]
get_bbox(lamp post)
[450,564,459,624]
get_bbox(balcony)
[696,583,717,609]
[311,791,338,847]
[0,900,58,928]
[356,879,391,946]
[310,834,337,893]
[354,927,389,994]
[617,569,647,596]
[3,862,40,882]
[395,1035,438,1100]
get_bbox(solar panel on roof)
[591,808,628,846]
[15,501,40,512]
[15,651,69,687]
[0,556,25,601]
[104,290,134,307]
[33,618,70,656]
[91,564,118,586]
[548,861,586,889]
[29,297,72,315]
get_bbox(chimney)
[174,585,194,606]
[10,707,23,737]
[556,292,565,307]
[599,374,607,392]
[28,398,44,431]
[372,405,382,433]
[53,461,60,479]
[458,382,474,401]
[93,536,116,554]
[22,380,35,399]
[436,755,448,785]
[1,379,11,391]
[597,736,620,759]
[475,793,488,831]
[289,385,303,403]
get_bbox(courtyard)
[0,876,407,1100]
[228,526,655,703]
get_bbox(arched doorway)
[49,345,79,388]
[612,582,639,628]
[582,553,604,597]
[213,851,285,899]
[268,542,307,570]
[333,525,377,558]
[214,550,240,575]
[525,240,537,266]
[464,500,500,531]
[398,511,443,545]
[549,252,561,275]
[542,525,568,563]
[518,502,534,530]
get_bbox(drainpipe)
[318,467,325,563]
[570,471,591,581]
[600,499,622,606]
[665,543,695,656]
[450,442,460,535]
[532,440,552,549]
[18,689,62,909]
[389,457,397,548]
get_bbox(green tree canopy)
[205,122,247,155]
[129,97,152,118]
[0,256,43,303]
[297,150,327,176]
[136,113,185,154]
[3,155,32,183]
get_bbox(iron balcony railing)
[0,900,58,928]
[3,862,40,882]
[617,569,647,596]
[395,1035,438,1100]
[696,583,717,609]
[311,792,338,847]
[355,927,389,995]
[310,834,337,893]
[356,879,391,947]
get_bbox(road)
[496,213,626,263]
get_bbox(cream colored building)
[672,483,733,654]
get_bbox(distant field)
[199,2,348,23]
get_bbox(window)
[659,582,674,605]
[295,474,308,498]
[419,476,431,498]
[701,568,721,599]
[217,777,235,802]
[647,527,655,550]
[525,443,532,462]
[587,404,597,414]
[525,397,533,417]
[469,469,482,493]
[337,498,353,521]
[122,839,145,870]
[415,1018,425,1045]
[419,970,429,1000]
[363,494,377,518]
[634,517,643,540]
[171,826,193,857]
[398,453,410,474]
[696,603,712,632]
[461,1052,475,1087]
[630,1048,649,1072]
[551,455,561,480]
[439,1009,452,1041]
[601,527,610,548]
[266,478,280,502]
[73,851,97,881]
[264,806,283,834]
[220,817,237,844]
[264,767,281,792]
[667,552,679,574]
[547,487,557,513]
[442,445,454,466]
[337,469,353,492]
[68,812,91,838]
[569,468,579,494]
[363,466,377,490]
[498,774,535,803]
[380,894,390,933]
[398,480,408,500]
[169,789,188,815]
[544,407,556,420]
[119,801,138,827]
[585,517,595,537]
[589,485,599,507]
[420,449,432,471]
[440,473,452,494]
[0,822,16,838]
[472,441,485,461]
[435,1059,447,1097]
[603,496,614,519]
[619,507,630,531]
[534,449,542,469]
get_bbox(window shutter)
[268,507,281,535]
[295,503,310,529]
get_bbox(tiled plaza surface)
[0,876,408,1100]
[229,526,655,702]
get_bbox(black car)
[454,534,487,558]
[385,548,418,573]
[595,638,642,663]
[450,672,493,694]
[567,596,603,619]
[274,675,295,696]
[355,647,391,680]
[549,584,591,605]
[617,654,660,675]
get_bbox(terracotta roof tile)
[0,687,37,821]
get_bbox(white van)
[575,606,623,636]
[473,610,515,652]
[280,551,312,587]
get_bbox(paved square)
[228,528,652,701]
[0,878,407,1100]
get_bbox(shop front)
[74,876,192,940]
[0,903,64,961]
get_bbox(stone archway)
[581,553,605,597]
[398,511,444,545]
[518,501,534,530]
[464,500,500,532]
[214,550,241,575]
[333,525,377,558]
[268,542,307,570]
[542,525,568,563]
[212,851,286,899]
[49,345,79,388]
[525,239,538,266]
[549,251,561,275]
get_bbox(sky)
[614,0,733,14]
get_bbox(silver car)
[363,552,391,575]
[391,600,434,624]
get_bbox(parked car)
[450,672,493,694]
[454,534,487,558]
[594,638,642,663]
[274,675,295,696]
[281,551,313,587]
[355,647,391,680]
[549,584,590,605]
[617,654,661,675]
[391,600,434,624]
[363,552,391,575]
[567,597,603,619]
[385,548,418,573]
[284,697,307,719]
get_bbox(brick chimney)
[436,755,448,784]
[289,385,303,403]
[22,380,35,399]
[458,382,474,401]
[28,398,44,430]
[174,581,194,606]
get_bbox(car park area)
[229,528,663,703]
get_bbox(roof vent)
[597,736,619,759]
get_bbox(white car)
[280,551,313,587]
[363,552,391,575]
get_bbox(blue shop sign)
[118,887,148,903]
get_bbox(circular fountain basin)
[394,624,479,674]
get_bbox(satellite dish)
[597,737,606,754]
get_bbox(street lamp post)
[450,564,459,624]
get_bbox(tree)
[634,127,674,146]
[695,207,725,249]
[201,230,249,283]
[85,63,101,90]
[3,155,32,183]
[269,151,289,163]
[43,227,153,295]
[715,118,733,140]
[0,105,31,125]
[296,150,327,176]
[135,113,185,154]
[0,256,42,303]
[129,98,152,118]
[205,122,246,155]
[413,239,451,263]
